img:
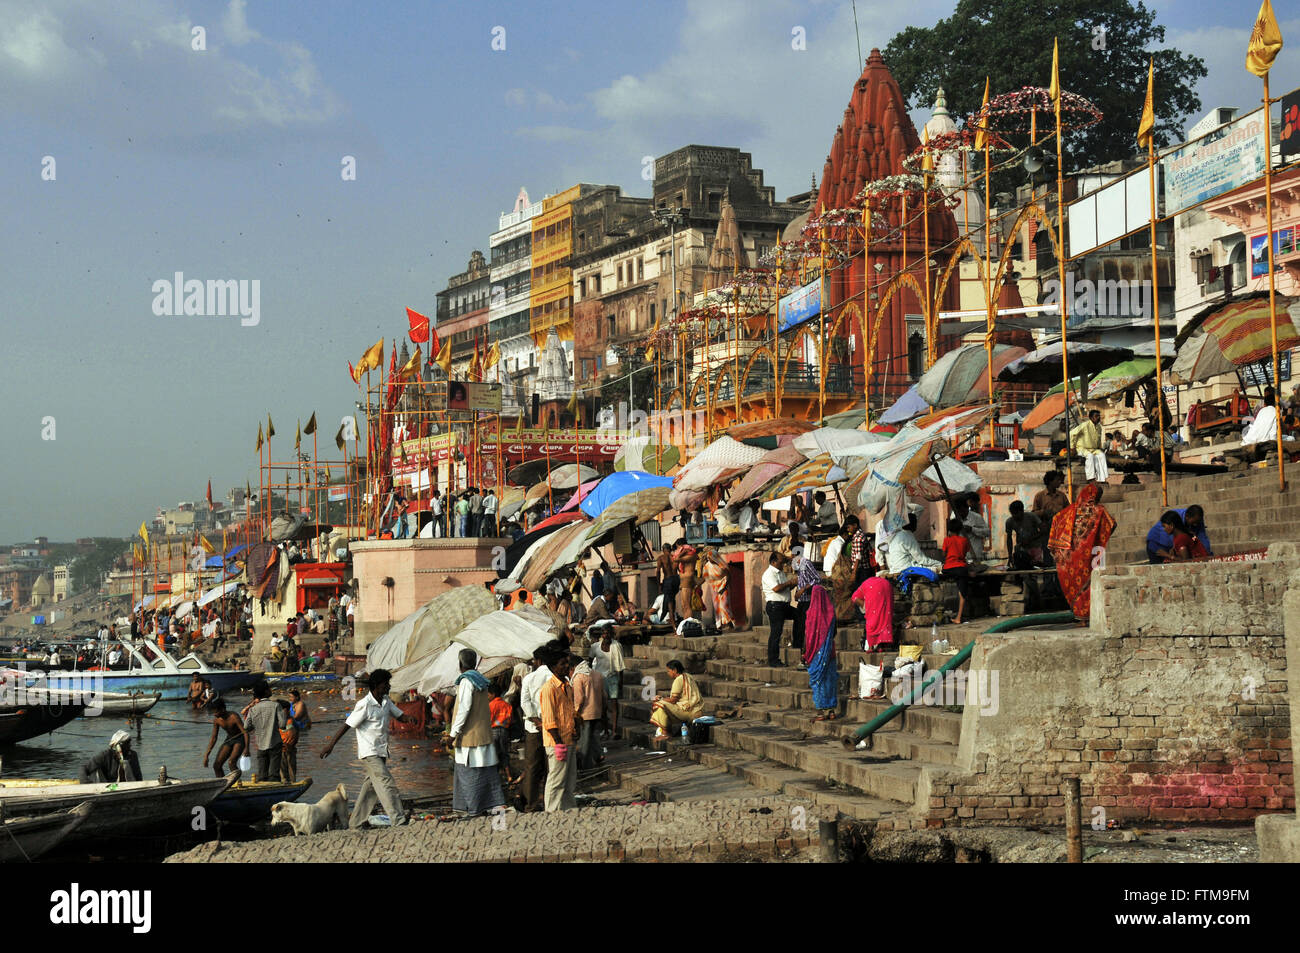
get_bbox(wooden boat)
[265,671,338,684]
[210,778,313,823]
[0,801,94,862]
[86,691,162,717]
[0,774,234,837]
[12,642,263,701]
[0,703,84,746]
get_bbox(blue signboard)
[778,277,822,333]
[1239,350,1292,388]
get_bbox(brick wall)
[915,546,1297,826]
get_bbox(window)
[606,314,616,338]
[907,332,925,379]
[637,259,644,281]
[708,192,721,213]
[649,302,656,324]
[1194,253,1214,285]
[617,263,623,284]
[593,274,601,294]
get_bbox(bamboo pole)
[1055,81,1074,499]
[1146,81,1169,507]
[985,135,997,448]
[775,230,783,419]
[818,212,827,421]
[863,194,872,425]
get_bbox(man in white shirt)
[875,514,942,575]
[588,628,626,736]
[430,489,445,538]
[814,491,838,530]
[321,667,417,828]
[761,552,796,667]
[1243,394,1279,449]
[955,494,990,561]
[482,490,499,537]
[445,648,505,818]
[822,526,847,574]
[517,648,553,814]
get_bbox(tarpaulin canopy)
[198,580,241,607]
[1169,332,1237,384]
[727,418,816,440]
[579,471,674,519]
[547,463,598,490]
[557,478,603,512]
[673,436,767,491]
[518,521,595,590]
[792,427,887,457]
[730,445,806,501]
[879,384,929,425]
[614,436,680,475]
[365,586,497,673]
[917,343,1027,407]
[998,342,1135,383]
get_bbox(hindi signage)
[1161,108,1267,218]
[777,277,822,333]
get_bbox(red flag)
[406,307,430,344]
[348,360,357,383]
[206,480,213,507]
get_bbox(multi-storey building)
[489,188,543,417]
[435,251,491,378]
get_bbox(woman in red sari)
[1048,483,1117,621]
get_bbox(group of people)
[384,486,500,539]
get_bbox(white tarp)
[198,580,241,608]
[364,586,497,672]
[389,609,554,697]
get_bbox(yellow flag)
[200,535,216,555]
[255,421,263,453]
[304,412,317,435]
[267,415,276,439]
[357,339,384,376]
[920,126,935,175]
[514,412,525,437]
[295,420,302,451]
[1048,38,1060,106]
[1246,0,1284,76]
[399,346,422,380]
[134,544,143,564]
[485,342,500,369]
[567,388,578,414]
[974,77,990,150]
[139,520,150,547]
[434,342,452,375]
[1137,58,1156,151]
[335,421,347,453]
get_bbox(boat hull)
[87,692,162,717]
[0,775,234,837]
[0,802,93,862]
[0,704,84,746]
[209,778,313,824]
[43,671,262,701]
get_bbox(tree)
[883,0,1207,170]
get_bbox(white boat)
[11,641,263,701]
[0,774,234,838]
[86,691,162,717]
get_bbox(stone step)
[710,722,928,805]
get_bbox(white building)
[489,188,543,415]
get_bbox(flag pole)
[1145,61,1169,508]
[1262,70,1286,489]
[1054,43,1075,500]
[980,78,997,449]
[818,211,827,422]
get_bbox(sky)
[0,0,1292,543]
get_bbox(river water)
[1,686,453,803]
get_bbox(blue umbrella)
[579,471,673,519]
[879,384,929,425]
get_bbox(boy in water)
[203,698,249,779]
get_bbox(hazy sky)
[0,0,1289,542]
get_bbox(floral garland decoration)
[976,86,1103,134]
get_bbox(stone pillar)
[1256,565,1300,861]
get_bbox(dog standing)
[270,783,348,835]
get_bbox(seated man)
[648,659,703,741]
[577,591,619,633]
[1070,409,1108,483]
[813,491,839,532]
[1243,393,1280,456]
[716,503,741,537]
[1003,500,1048,569]
[874,514,942,576]
[1145,504,1212,562]
[80,730,142,783]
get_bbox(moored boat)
[209,778,313,823]
[0,774,234,837]
[0,703,85,746]
[86,691,162,717]
[0,801,94,862]
[15,641,263,701]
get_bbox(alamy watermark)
[1042,273,1152,321]
[151,273,260,326]
[890,667,1000,715]
[0,664,105,715]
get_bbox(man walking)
[241,682,286,782]
[431,488,446,538]
[445,649,506,818]
[469,487,483,537]
[517,647,552,813]
[540,652,578,812]
[481,488,498,537]
[322,668,417,828]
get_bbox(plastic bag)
[858,662,885,698]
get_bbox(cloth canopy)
[198,580,241,608]
[917,343,1027,407]
[579,471,674,519]
[365,586,497,672]
[879,385,929,425]
[389,610,555,697]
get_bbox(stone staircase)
[1102,465,1297,564]
[606,621,985,829]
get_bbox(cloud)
[503,86,577,111]
[0,0,345,151]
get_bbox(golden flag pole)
[818,210,827,421]
[862,193,872,426]
[1140,58,1169,507]
[775,230,784,419]
[977,77,998,449]
[1052,38,1075,499]
[1262,73,1285,489]
[921,138,935,370]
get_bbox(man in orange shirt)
[488,684,517,786]
[540,653,578,812]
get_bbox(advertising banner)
[1161,108,1267,217]
[777,277,822,333]
[448,381,503,412]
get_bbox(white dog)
[270,784,348,835]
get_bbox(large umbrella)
[1021,390,1077,432]
[998,342,1136,383]
[730,445,805,500]
[855,405,996,513]
[879,384,929,424]
[519,521,596,590]
[498,486,528,521]
[908,456,983,502]
[1198,294,1300,366]
[673,435,767,491]
[761,455,849,501]
[506,459,551,486]
[1168,332,1237,385]
[579,471,674,519]
[548,463,598,490]
[1085,359,1157,400]
[820,407,870,430]
[587,486,673,530]
[728,418,817,440]
[792,427,887,457]
[557,478,603,513]
[917,343,1027,407]
[613,436,680,475]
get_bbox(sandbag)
[858,661,885,698]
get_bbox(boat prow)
[210,778,314,823]
[0,800,94,862]
[0,773,235,838]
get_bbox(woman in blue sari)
[802,583,838,721]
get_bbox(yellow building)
[529,185,584,346]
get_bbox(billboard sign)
[1161,108,1267,217]
[778,277,822,333]
[448,381,503,412]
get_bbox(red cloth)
[489,696,512,728]
[801,585,835,665]
[853,576,894,650]
[942,535,970,570]
[1048,484,1116,620]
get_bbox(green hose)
[843,611,1078,746]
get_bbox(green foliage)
[70,538,129,594]
[883,0,1207,170]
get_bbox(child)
[488,685,518,785]
[941,516,972,625]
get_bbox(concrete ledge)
[1256,813,1300,862]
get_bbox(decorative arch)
[778,323,823,391]
[993,200,1062,289]
[932,237,990,315]
[741,345,777,396]
[864,271,927,396]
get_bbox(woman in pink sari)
[701,548,735,631]
[851,576,895,651]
